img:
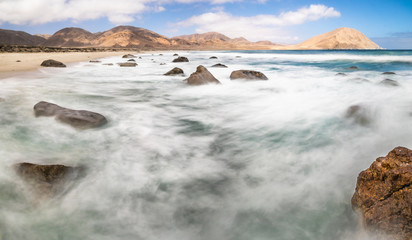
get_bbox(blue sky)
[0,0,411,48]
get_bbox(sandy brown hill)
[43,27,95,47]
[275,27,380,50]
[0,29,46,46]
[174,32,230,42]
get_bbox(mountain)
[174,32,231,43]
[43,27,95,47]
[34,33,52,39]
[275,27,381,50]
[0,29,46,45]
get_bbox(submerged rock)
[348,66,358,70]
[209,56,218,59]
[185,65,221,86]
[382,72,395,75]
[336,73,347,76]
[122,54,137,58]
[211,63,228,68]
[379,79,399,87]
[15,162,84,197]
[34,101,107,129]
[89,60,101,63]
[173,53,178,56]
[127,59,136,62]
[172,56,189,62]
[345,105,371,126]
[352,147,412,240]
[118,62,137,67]
[40,59,66,68]
[230,70,268,80]
[164,67,184,76]
[102,63,114,66]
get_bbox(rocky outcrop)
[230,70,268,80]
[118,62,137,67]
[164,67,184,76]
[34,101,107,129]
[40,59,66,68]
[172,56,189,62]
[211,63,228,68]
[352,147,412,240]
[185,65,221,86]
[15,162,84,197]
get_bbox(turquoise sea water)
[0,50,411,240]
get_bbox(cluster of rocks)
[336,67,400,86]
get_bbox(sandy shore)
[0,51,133,77]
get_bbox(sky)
[0,0,411,49]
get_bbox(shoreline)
[0,51,134,79]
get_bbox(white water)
[1,51,411,240]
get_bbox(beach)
[0,51,132,77]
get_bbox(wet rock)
[40,59,66,68]
[172,56,189,62]
[127,59,136,62]
[211,63,228,68]
[236,56,242,58]
[139,57,142,59]
[34,101,107,129]
[336,73,347,76]
[160,63,166,65]
[89,60,101,63]
[379,79,399,87]
[382,72,395,75]
[345,105,371,126]
[348,78,370,83]
[352,147,412,240]
[348,66,358,70]
[185,65,221,86]
[122,54,137,58]
[173,53,178,56]
[164,67,184,76]
[102,63,114,66]
[209,56,218,59]
[16,60,21,62]
[230,70,268,81]
[159,54,163,56]
[15,162,84,197]
[118,62,137,67]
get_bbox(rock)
[348,78,370,83]
[89,60,101,63]
[159,54,163,56]
[34,101,107,129]
[211,63,228,68]
[139,57,142,59]
[173,53,178,56]
[16,60,21,62]
[40,59,66,68]
[172,56,189,62]
[127,59,136,62]
[230,70,268,80]
[102,63,114,66]
[380,79,399,87]
[382,72,395,75]
[336,73,347,76]
[164,67,184,76]
[118,62,137,67]
[160,63,166,65]
[185,65,221,86]
[236,56,242,58]
[122,54,136,58]
[352,147,412,240]
[15,162,84,197]
[348,66,359,70]
[345,105,371,126]
[210,56,218,59]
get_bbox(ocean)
[1,50,412,240]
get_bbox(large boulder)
[352,147,412,240]
[15,162,84,197]
[34,101,107,129]
[40,59,66,68]
[172,56,189,62]
[164,67,184,76]
[230,70,268,80]
[185,65,221,86]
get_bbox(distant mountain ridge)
[0,26,381,50]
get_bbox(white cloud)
[177,4,340,42]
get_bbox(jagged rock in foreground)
[34,101,107,129]
[352,147,412,240]
[172,56,189,62]
[15,162,84,198]
[164,67,184,76]
[40,59,66,67]
[230,70,268,80]
[185,65,221,86]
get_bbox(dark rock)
[345,105,371,126]
[118,62,137,67]
[185,65,221,86]
[209,56,218,59]
[380,79,399,87]
[212,63,228,68]
[336,73,347,76]
[160,63,166,65]
[16,60,21,62]
[139,57,142,59]
[164,67,184,76]
[159,54,163,56]
[173,53,178,56]
[230,70,268,80]
[352,147,412,240]
[34,101,107,129]
[122,54,137,58]
[89,60,101,63]
[236,56,242,58]
[40,59,66,68]
[348,78,370,83]
[102,63,114,66]
[348,66,358,70]
[382,72,395,75]
[127,59,136,62]
[172,56,189,62]
[15,162,84,197]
